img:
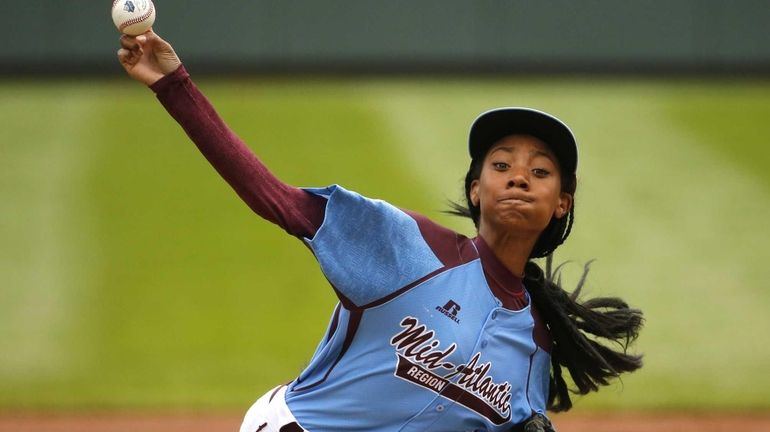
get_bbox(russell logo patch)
[436,299,461,324]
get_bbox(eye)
[492,162,509,170]
[532,168,550,177]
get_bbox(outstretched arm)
[117,31,325,238]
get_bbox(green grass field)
[1,76,769,411]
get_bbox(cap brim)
[468,107,578,176]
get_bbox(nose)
[506,171,529,189]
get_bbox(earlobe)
[556,193,573,219]
[557,204,567,218]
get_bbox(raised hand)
[117,29,182,86]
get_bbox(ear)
[470,179,480,207]
[555,192,573,219]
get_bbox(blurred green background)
[1,77,769,412]
[2,0,770,417]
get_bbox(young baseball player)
[118,31,643,432]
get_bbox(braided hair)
[447,155,643,411]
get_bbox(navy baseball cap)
[468,107,578,176]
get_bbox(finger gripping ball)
[112,0,156,36]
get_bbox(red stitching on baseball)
[118,1,154,32]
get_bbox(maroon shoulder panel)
[403,210,477,267]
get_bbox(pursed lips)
[497,194,534,204]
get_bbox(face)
[470,134,573,238]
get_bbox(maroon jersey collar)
[472,236,526,301]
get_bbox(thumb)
[143,29,171,51]
[142,29,182,74]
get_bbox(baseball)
[111,0,156,36]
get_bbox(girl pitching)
[118,30,642,432]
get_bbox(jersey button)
[436,404,445,412]
[491,311,498,320]
[480,340,488,348]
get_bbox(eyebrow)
[489,146,513,155]
[489,146,556,162]
[531,150,556,162]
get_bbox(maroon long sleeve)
[149,65,326,238]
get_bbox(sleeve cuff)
[149,64,189,94]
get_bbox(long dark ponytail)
[446,157,643,412]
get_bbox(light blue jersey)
[285,185,552,432]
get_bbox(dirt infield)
[1,411,769,432]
